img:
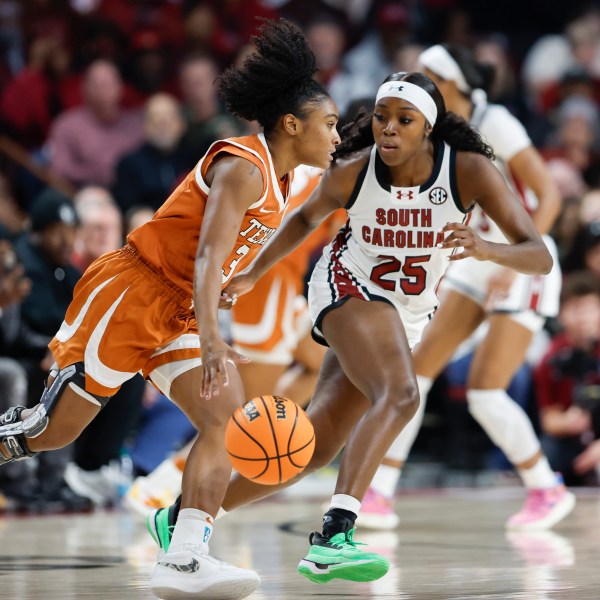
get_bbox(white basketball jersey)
[467,99,534,244]
[327,142,470,316]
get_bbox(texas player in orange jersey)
[0,19,340,600]
[232,164,345,405]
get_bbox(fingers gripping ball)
[225,396,315,485]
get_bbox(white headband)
[375,81,438,127]
[419,45,471,94]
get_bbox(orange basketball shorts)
[49,244,201,397]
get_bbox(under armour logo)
[397,190,414,200]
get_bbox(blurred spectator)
[8,188,89,511]
[125,28,179,100]
[535,272,600,485]
[179,54,245,162]
[0,173,28,239]
[305,15,371,114]
[1,32,72,149]
[72,186,122,271]
[124,205,154,236]
[47,59,143,188]
[542,95,600,172]
[546,158,589,263]
[113,93,189,213]
[563,221,600,276]
[343,1,411,93]
[11,188,81,376]
[0,240,32,509]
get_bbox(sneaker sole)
[297,557,389,583]
[151,571,260,600]
[506,491,576,531]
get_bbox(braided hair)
[334,72,494,162]
[218,19,330,134]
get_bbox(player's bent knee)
[384,381,420,418]
[0,362,110,463]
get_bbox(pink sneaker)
[356,487,400,530]
[506,477,576,531]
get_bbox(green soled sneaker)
[146,506,175,553]
[298,528,389,583]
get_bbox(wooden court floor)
[0,487,599,599]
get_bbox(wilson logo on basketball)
[243,401,260,422]
[274,398,287,420]
[397,190,414,200]
[429,187,448,205]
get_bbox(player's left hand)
[438,222,491,262]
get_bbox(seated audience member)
[535,272,600,485]
[178,54,245,163]
[47,59,144,188]
[113,93,189,213]
[9,189,89,511]
[72,186,122,271]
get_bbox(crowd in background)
[0,0,600,511]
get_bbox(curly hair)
[217,19,330,134]
[334,72,494,162]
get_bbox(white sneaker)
[151,545,260,600]
[65,462,127,507]
[125,458,183,518]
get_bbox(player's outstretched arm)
[440,152,553,275]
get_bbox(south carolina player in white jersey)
[364,44,573,533]
[208,71,552,585]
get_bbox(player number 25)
[370,255,431,295]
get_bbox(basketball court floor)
[1,479,599,599]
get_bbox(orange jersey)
[128,133,292,300]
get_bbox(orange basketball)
[225,395,315,485]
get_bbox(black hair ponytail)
[217,19,330,134]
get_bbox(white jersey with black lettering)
[308,142,470,348]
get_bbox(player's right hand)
[200,335,250,400]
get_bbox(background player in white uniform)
[364,44,572,532]
[149,71,551,585]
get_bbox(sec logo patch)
[429,187,447,205]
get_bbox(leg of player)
[276,329,327,407]
[148,360,261,600]
[236,362,287,401]
[467,313,575,531]
[146,351,371,557]
[360,291,485,529]
[296,297,419,584]
[0,362,106,464]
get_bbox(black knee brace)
[0,362,111,464]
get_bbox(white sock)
[519,456,558,489]
[169,508,214,553]
[370,375,432,497]
[328,493,361,516]
[466,388,541,465]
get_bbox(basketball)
[225,395,315,485]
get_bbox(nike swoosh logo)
[160,558,200,573]
[259,207,276,213]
